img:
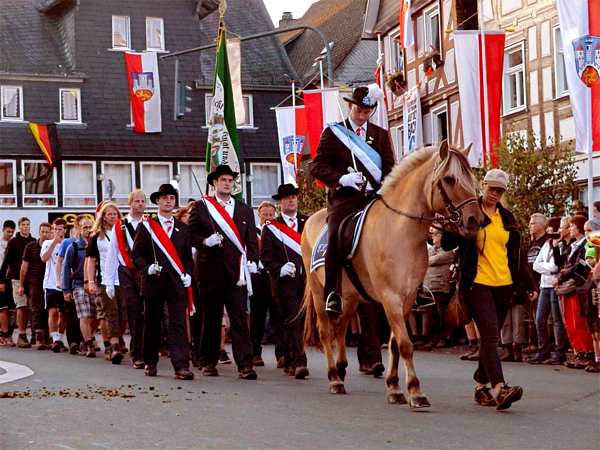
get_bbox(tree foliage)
[296,169,327,215]
[493,131,577,229]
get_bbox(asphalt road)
[0,344,598,450]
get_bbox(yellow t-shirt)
[473,209,513,286]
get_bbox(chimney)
[279,11,294,27]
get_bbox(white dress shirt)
[157,214,174,238]
[126,213,142,230]
[216,195,235,218]
[281,213,298,232]
[349,118,367,142]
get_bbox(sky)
[263,0,319,27]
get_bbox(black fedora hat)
[343,86,377,109]
[272,183,299,200]
[207,164,239,186]
[150,183,179,204]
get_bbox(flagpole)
[291,79,298,183]
[377,34,385,93]
[479,0,491,166]
[588,142,594,221]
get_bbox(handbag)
[446,288,471,329]
[556,279,577,296]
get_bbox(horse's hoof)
[409,395,431,409]
[329,384,346,395]
[387,392,407,405]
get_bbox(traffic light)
[175,81,192,119]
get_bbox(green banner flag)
[205,25,243,198]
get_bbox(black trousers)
[324,194,370,297]
[64,298,82,346]
[271,276,307,368]
[143,287,190,371]
[27,282,47,333]
[357,302,383,366]
[465,283,512,386]
[118,266,144,362]
[250,271,275,358]
[200,284,253,370]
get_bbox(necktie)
[356,127,362,137]
[289,218,296,231]
[164,219,173,234]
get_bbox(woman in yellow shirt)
[443,169,535,410]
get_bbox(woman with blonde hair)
[86,201,126,364]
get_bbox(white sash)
[204,198,253,296]
[265,223,302,257]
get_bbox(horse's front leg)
[316,309,346,394]
[385,334,407,404]
[383,294,430,408]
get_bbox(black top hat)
[207,164,239,186]
[272,183,299,200]
[343,86,377,109]
[150,183,179,204]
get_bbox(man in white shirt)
[104,189,146,368]
[40,218,67,352]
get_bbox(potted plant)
[386,70,406,96]
[423,47,443,77]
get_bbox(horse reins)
[378,150,478,229]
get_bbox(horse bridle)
[378,152,478,229]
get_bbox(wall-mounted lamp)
[17,174,25,182]
[97,173,105,182]
[174,173,182,182]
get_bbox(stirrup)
[325,291,343,315]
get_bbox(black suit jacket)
[131,217,193,299]
[189,197,259,294]
[260,213,307,297]
[310,119,395,204]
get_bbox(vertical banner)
[399,0,414,48]
[303,88,345,158]
[402,87,423,155]
[274,106,307,185]
[124,51,162,133]
[454,30,505,167]
[557,0,600,153]
[205,25,243,198]
[226,37,246,127]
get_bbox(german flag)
[29,123,60,167]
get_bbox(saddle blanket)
[310,199,377,272]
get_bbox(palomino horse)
[301,141,482,407]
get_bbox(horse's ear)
[461,143,473,159]
[438,140,449,161]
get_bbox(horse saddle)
[310,199,377,273]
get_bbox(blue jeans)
[535,288,568,359]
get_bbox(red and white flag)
[454,30,505,167]
[274,106,308,185]
[302,88,345,159]
[399,0,414,48]
[557,0,600,152]
[124,52,162,133]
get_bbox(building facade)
[0,0,295,229]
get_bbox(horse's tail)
[302,284,322,351]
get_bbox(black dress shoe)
[174,368,194,380]
[294,366,309,379]
[132,360,145,369]
[202,364,219,376]
[239,368,258,380]
[371,362,385,378]
[144,364,157,377]
[325,291,342,317]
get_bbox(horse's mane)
[379,144,477,196]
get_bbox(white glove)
[339,172,364,191]
[280,262,296,278]
[203,232,223,248]
[180,273,192,288]
[247,261,258,274]
[148,263,162,276]
[105,285,115,299]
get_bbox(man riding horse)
[310,86,395,317]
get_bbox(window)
[424,5,441,54]
[102,162,135,206]
[0,160,17,207]
[140,162,172,196]
[62,161,97,207]
[431,105,448,143]
[553,27,569,98]
[503,43,527,114]
[112,15,131,50]
[22,161,57,207]
[59,88,81,123]
[205,93,254,128]
[146,17,165,51]
[1,86,23,121]
[390,34,405,74]
[249,163,280,208]
[178,162,207,205]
